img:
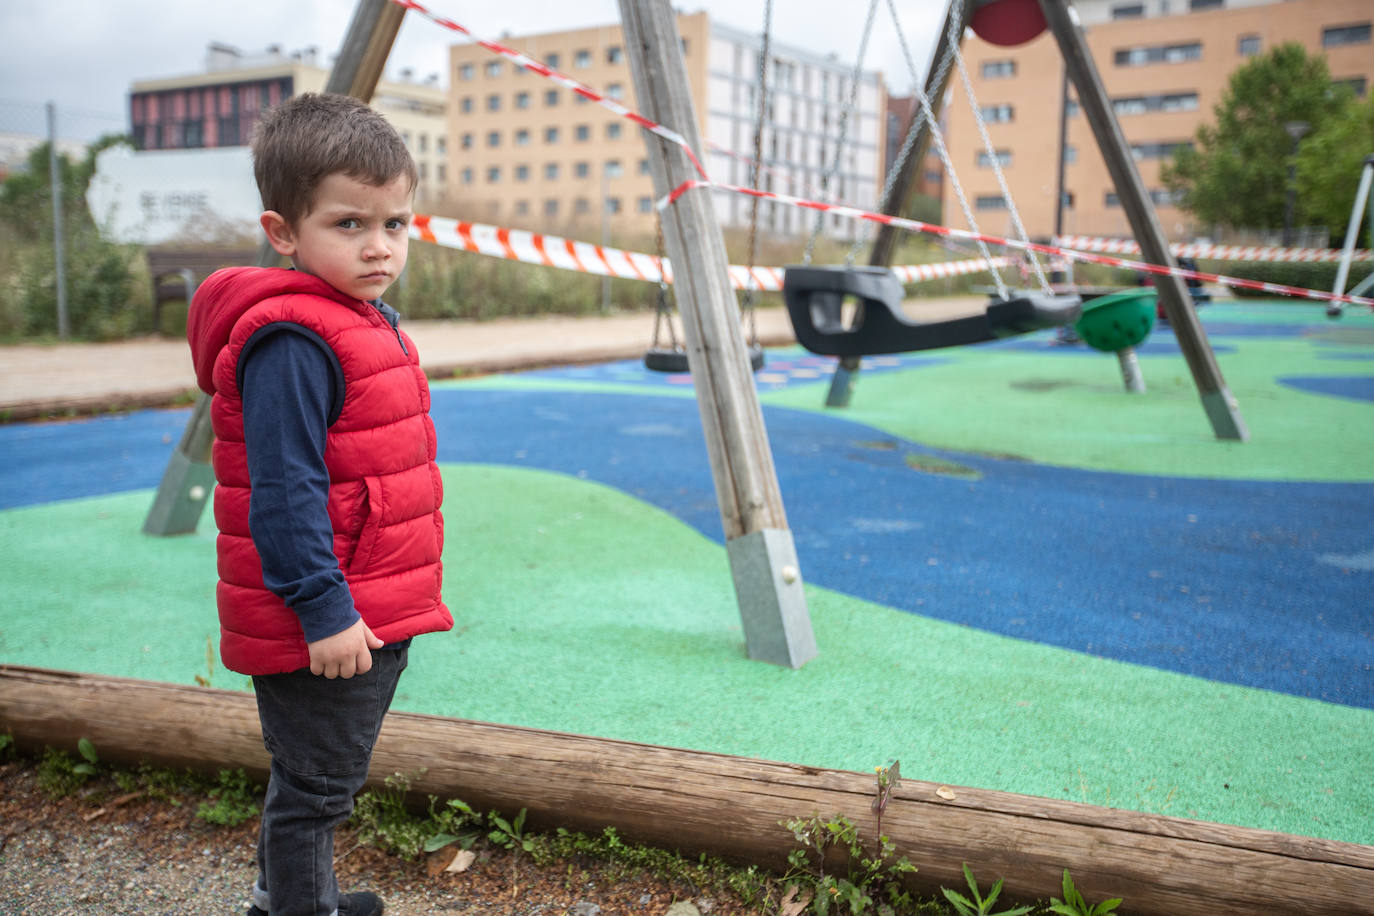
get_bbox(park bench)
[146,245,260,333]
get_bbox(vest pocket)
[346,475,384,576]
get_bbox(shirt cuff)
[292,584,360,644]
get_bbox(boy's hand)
[308,619,385,679]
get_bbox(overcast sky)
[1,0,942,142]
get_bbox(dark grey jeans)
[250,645,408,916]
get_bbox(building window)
[1111,4,1145,19]
[1323,23,1371,47]
[545,53,560,69]
[418,162,428,180]
[418,134,428,153]
[574,161,590,178]
[606,122,622,140]
[1105,191,1120,207]
[1151,188,1182,206]
[515,164,530,181]
[574,49,592,68]
[575,92,590,104]
[544,126,560,143]
[461,132,472,149]
[637,196,653,213]
[976,149,1012,168]
[574,197,590,214]
[575,124,591,141]
[487,131,501,147]
[545,163,560,180]
[1238,35,1261,56]
[544,199,559,217]
[487,94,501,111]
[460,96,473,113]
[1189,0,1223,10]
[545,89,559,106]
[516,91,531,109]
[1114,42,1202,66]
[607,46,623,64]
[1112,92,1198,115]
[515,200,529,216]
[460,167,473,184]
[980,104,1014,123]
[606,83,625,99]
[437,164,446,182]
[1130,140,1193,159]
[437,136,447,154]
[515,129,531,146]
[485,60,502,77]
[605,197,622,214]
[458,63,474,80]
[1334,76,1367,97]
[975,195,1008,210]
[486,166,501,182]
[981,60,1016,79]
[604,160,623,178]
[638,158,650,175]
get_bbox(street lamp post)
[1283,120,1309,247]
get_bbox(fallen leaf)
[444,849,477,874]
[779,884,813,916]
[936,786,957,801]
[82,807,107,822]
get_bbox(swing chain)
[741,0,774,333]
[949,19,1052,293]
[845,0,960,268]
[802,0,881,267]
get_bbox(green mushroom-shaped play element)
[1074,287,1158,353]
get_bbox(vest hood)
[187,267,364,395]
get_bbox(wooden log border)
[2,666,1370,914]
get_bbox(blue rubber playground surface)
[2,300,1372,847]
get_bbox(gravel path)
[0,759,754,916]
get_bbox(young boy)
[187,92,452,916]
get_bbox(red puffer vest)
[187,267,451,675]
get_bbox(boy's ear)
[260,211,297,258]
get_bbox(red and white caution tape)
[659,181,1374,309]
[1055,235,1372,264]
[410,213,1007,291]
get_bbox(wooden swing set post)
[1037,0,1248,441]
[826,0,976,408]
[142,0,409,537]
[619,0,817,668]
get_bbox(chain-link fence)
[0,100,135,340]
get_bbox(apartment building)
[944,0,1373,242]
[127,43,450,208]
[445,13,887,240]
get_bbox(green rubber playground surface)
[2,300,1372,849]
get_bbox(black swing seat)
[782,265,1082,358]
[644,343,766,373]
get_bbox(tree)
[0,134,140,340]
[1162,43,1352,232]
[1296,93,1374,248]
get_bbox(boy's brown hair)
[251,92,417,225]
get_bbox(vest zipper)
[375,302,409,356]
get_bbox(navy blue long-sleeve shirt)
[239,323,357,643]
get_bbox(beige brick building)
[444,13,888,241]
[943,0,1372,243]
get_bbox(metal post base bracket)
[726,528,817,669]
[143,448,215,536]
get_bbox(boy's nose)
[362,232,391,259]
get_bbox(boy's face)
[261,172,413,301]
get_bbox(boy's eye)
[337,218,360,229]
[386,218,409,230]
